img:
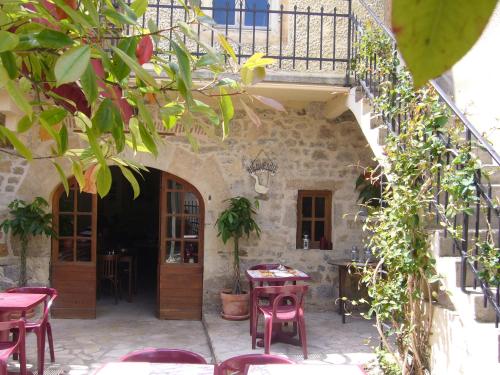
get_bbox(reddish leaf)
[90,58,105,81]
[54,0,78,20]
[51,83,91,117]
[240,99,261,128]
[135,36,153,65]
[252,95,286,112]
[103,84,122,101]
[82,164,98,194]
[117,98,133,124]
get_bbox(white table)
[94,362,215,375]
[247,364,366,375]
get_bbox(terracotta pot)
[220,289,249,321]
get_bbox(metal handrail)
[355,0,500,166]
[352,0,500,327]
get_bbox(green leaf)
[54,45,91,86]
[111,46,159,88]
[117,164,140,199]
[5,80,32,118]
[192,99,219,125]
[103,7,136,25]
[113,37,138,81]
[219,87,234,140]
[35,30,73,49]
[96,163,112,197]
[59,124,68,154]
[17,115,34,133]
[72,160,85,190]
[217,34,237,63]
[53,0,95,28]
[40,108,67,125]
[171,41,192,89]
[80,63,98,104]
[393,0,497,87]
[138,122,158,156]
[0,126,32,160]
[81,0,100,25]
[1,51,18,79]
[53,162,69,195]
[131,0,148,17]
[0,31,19,52]
[93,98,116,133]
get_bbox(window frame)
[296,190,332,250]
[212,0,274,29]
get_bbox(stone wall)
[2,98,374,313]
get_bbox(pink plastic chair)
[216,354,294,375]
[0,319,27,375]
[7,287,58,375]
[252,285,309,358]
[120,348,207,364]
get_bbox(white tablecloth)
[94,362,215,375]
[247,364,366,375]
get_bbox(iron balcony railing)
[131,0,353,76]
[351,0,500,326]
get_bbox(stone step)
[455,259,478,288]
[482,165,500,184]
[377,127,388,145]
[431,229,499,257]
[471,289,500,323]
[471,146,496,165]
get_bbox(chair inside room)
[0,319,27,375]
[217,353,295,375]
[98,254,121,304]
[251,285,309,358]
[119,348,207,364]
[6,287,58,375]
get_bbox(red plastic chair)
[7,287,58,375]
[120,348,207,364]
[247,264,292,335]
[252,285,309,359]
[0,319,27,375]
[216,353,294,375]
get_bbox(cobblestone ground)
[8,297,376,374]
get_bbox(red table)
[245,267,311,347]
[0,292,46,340]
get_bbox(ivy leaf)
[393,0,497,87]
[54,45,91,86]
[0,31,19,52]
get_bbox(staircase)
[348,1,500,372]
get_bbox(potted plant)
[0,197,54,286]
[216,196,261,320]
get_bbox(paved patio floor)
[13,296,377,374]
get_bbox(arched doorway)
[51,170,205,320]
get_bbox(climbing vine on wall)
[353,24,498,374]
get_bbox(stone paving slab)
[204,312,377,365]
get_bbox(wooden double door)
[51,172,204,320]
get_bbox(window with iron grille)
[213,0,270,27]
[296,190,332,249]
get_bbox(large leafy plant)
[216,197,261,295]
[0,197,54,286]
[0,0,278,197]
